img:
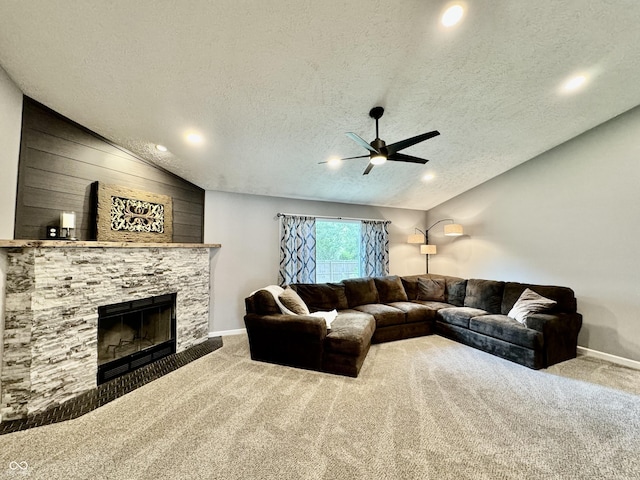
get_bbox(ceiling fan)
[321,106,440,175]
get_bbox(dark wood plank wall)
[14,97,205,242]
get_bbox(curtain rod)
[276,212,391,224]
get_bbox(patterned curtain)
[278,215,316,286]
[360,220,389,277]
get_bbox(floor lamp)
[408,219,463,273]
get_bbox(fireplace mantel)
[0,239,221,249]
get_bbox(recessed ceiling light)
[327,157,342,168]
[562,74,588,93]
[185,132,204,145]
[155,144,168,152]
[441,4,465,27]
[422,173,435,181]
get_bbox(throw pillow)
[508,288,557,326]
[374,276,409,303]
[279,286,310,315]
[417,277,446,302]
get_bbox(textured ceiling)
[1,1,639,211]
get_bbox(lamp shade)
[444,223,463,236]
[420,244,437,255]
[408,233,424,244]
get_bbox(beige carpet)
[1,334,639,480]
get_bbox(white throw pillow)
[508,288,557,326]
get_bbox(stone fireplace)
[0,241,219,423]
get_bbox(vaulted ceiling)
[1,1,639,210]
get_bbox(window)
[277,213,389,285]
[315,219,361,282]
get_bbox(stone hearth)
[0,241,219,422]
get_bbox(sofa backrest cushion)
[464,279,505,314]
[401,274,467,306]
[445,278,468,307]
[374,276,409,303]
[343,277,380,308]
[501,282,577,314]
[290,283,349,312]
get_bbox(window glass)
[315,219,361,282]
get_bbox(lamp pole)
[421,219,454,274]
[409,219,463,275]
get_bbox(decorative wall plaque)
[96,183,173,242]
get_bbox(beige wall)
[204,191,427,333]
[0,66,22,240]
[427,105,640,362]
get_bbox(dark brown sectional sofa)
[244,274,582,377]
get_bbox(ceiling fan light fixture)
[370,154,387,165]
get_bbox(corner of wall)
[0,66,23,240]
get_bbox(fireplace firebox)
[97,293,177,384]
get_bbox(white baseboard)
[209,328,246,338]
[577,346,640,370]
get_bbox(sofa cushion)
[438,307,488,329]
[400,275,423,300]
[507,288,557,326]
[446,278,468,307]
[469,314,544,350]
[279,286,310,315]
[412,300,455,311]
[416,277,445,302]
[291,283,349,312]
[324,311,375,356]
[353,303,405,327]
[374,276,409,303]
[387,301,436,323]
[501,282,576,315]
[464,279,505,314]
[343,277,380,307]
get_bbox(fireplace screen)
[97,293,176,383]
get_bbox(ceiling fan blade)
[363,163,374,175]
[387,152,429,164]
[318,155,370,164]
[346,132,378,153]
[386,130,440,155]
